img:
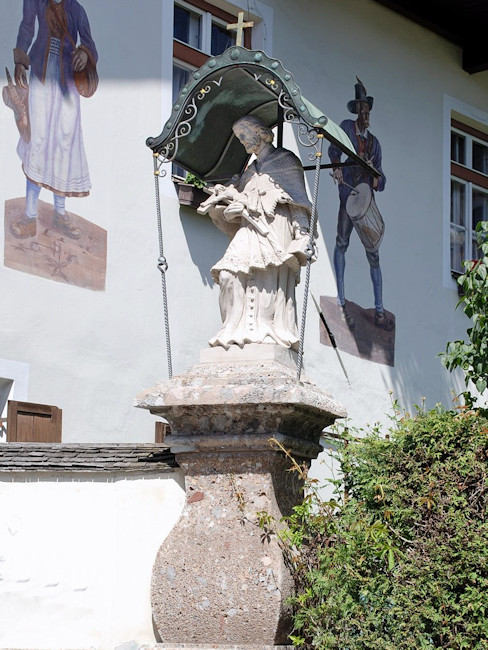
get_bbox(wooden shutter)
[7,401,62,442]
[155,421,170,443]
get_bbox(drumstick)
[329,173,358,195]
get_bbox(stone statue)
[198,115,314,350]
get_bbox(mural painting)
[322,78,395,366]
[4,197,106,290]
[2,0,106,291]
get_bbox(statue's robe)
[206,144,312,350]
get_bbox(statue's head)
[233,116,273,155]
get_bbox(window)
[173,0,246,67]
[0,359,29,442]
[450,119,488,274]
[174,3,202,50]
[0,378,13,442]
[172,60,193,178]
[172,1,252,179]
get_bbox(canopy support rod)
[277,103,284,149]
[153,154,173,379]
[302,161,358,171]
[296,133,324,382]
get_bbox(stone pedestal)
[135,345,346,647]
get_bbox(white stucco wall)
[0,1,172,443]
[0,0,487,442]
[0,470,185,649]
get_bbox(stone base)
[150,451,300,646]
[144,645,292,649]
[143,645,292,649]
[136,347,346,647]
[199,342,299,370]
[135,346,346,455]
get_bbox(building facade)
[0,0,487,646]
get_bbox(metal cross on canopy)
[226,11,254,46]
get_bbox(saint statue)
[198,115,314,350]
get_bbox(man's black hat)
[347,77,374,113]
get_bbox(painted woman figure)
[11,0,97,239]
[199,115,313,350]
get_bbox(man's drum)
[345,182,385,253]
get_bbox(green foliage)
[273,408,488,649]
[185,172,207,189]
[442,221,488,402]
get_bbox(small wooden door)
[155,421,170,443]
[7,401,62,442]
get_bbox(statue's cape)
[238,147,312,217]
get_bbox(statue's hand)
[288,228,316,265]
[223,201,244,222]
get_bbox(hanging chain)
[153,153,173,379]
[296,133,324,382]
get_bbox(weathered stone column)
[135,345,346,648]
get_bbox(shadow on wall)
[382,346,464,415]
[179,205,229,287]
[75,0,164,81]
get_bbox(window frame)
[172,1,252,181]
[173,0,251,69]
[172,58,197,180]
[449,117,488,277]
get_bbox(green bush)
[275,407,488,649]
[442,220,488,403]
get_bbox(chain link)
[297,135,323,382]
[153,157,173,379]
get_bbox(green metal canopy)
[146,46,378,182]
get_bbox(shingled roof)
[0,443,178,473]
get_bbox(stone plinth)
[140,643,294,650]
[142,645,292,649]
[135,345,346,646]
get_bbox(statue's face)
[233,123,266,155]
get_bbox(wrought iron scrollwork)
[278,89,298,124]
[277,89,323,159]
[153,77,223,170]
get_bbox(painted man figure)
[329,78,394,331]
[10,0,97,240]
[198,115,313,350]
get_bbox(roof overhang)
[147,47,379,182]
[372,0,488,74]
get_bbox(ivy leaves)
[442,221,488,401]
